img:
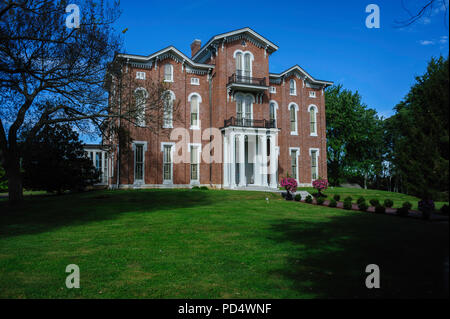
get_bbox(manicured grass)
[0,189,448,298]
[299,187,449,210]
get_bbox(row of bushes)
[293,193,449,220]
[192,186,209,190]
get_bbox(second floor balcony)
[223,116,276,129]
[227,73,268,94]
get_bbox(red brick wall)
[109,38,328,187]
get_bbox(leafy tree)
[386,56,449,200]
[325,85,384,187]
[0,164,7,192]
[22,124,100,193]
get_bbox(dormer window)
[289,79,296,95]
[164,63,173,82]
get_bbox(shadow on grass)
[268,213,449,298]
[0,189,214,239]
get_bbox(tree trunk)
[7,155,23,203]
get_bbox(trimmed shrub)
[333,194,341,201]
[396,207,409,217]
[357,197,366,205]
[358,201,369,212]
[316,197,325,205]
[294,194,301,201]
[369,199,380,207]
[344,196,353,202]
[440,204,449,215]
[281,192,286,199]
[200,186,208,190]
[305,195,313,204]
[328,198,337,207]
[343,199,353,210]
[384,199,394,208]
[375,205,386,214]
[192,186,200,190]
[402,201,412,210]
[418,199,435,220]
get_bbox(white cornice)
[116,46,214,70]
[192,27,279,62]
[269,65,333,87]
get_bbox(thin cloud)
[419,40,435,45]
[440,35,448,43]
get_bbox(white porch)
[222,127,279,189]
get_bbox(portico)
[222,127,279,189]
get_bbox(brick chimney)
[190,39,201,57]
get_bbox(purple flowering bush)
[312,178,329,196]
[280,177,298,193]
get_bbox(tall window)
[236,94,252,126]
[235,51,252,82]
[134,88,147,127]
[290,79,296,95]
[164,63,173,82]
[190,95,199,128]
[269,102,276,127]
[163,91,174,128]
[290,150,298,180]
[135,144,144,181]
[311,150,318,180]
[190,145,199,182]
[290,105,297,133]
[309,106,317,135]
[163,145,172,182]
[236,52,242,77]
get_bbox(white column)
[223,135,229,187]
[238,134,246,187]
[269,135,277,188]
[254,135,261,186]
[260,135,268,187]
[230,133,236,188]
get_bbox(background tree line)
[325,56,449,201]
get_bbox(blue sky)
[114,0,448,120]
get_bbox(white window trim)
[309,148,320,183]
[235,93,254,121]
[309,91,316,98]
[308,104,318,137]
[269,100,278,127]
[289,102,299,135]
[136,71,146,80]
[289,147,300,183]
[233,50,254,78]
[190,77,200,85]
[270,86,276,94]
[132,141,148,185]
[161,142,175,184]
[188,92,202,130]
[164,63,174,82]
[188,143,202,184]
[134,87,148,127]
[163,90,175,129]
[289,79,297,96]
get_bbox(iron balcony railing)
[224,116,276,129]
[228,73,266,86]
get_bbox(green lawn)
[299,186,449,210]
[0,189,448,298]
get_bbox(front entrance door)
[245,137,254,185]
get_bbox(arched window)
[164,63,173,82]
[289,79,296,95]
[309,105,318,136]
[236,52,243,76]
[134,88,148,127]
[189,93,201,129]
[289,103,298,134]
[163,90,174,128]
[234,50,253,82]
